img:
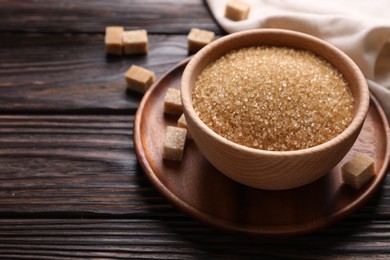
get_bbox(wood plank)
[0,115,388,257]
[0,114,388,218]
[0,114,164,214]
[0,218,390,259]
[0,33,189,113]
[0,0,223,34]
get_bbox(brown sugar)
[177,114,192,139]
[225,0,250,21]
[192,46,354,151]
[163,126,187,161]
[342,153,376,189]
[122,29,148,55]
[124,65,155,93]
[188,28,215,54]
[164,88,183,115]
[105,26,124,55]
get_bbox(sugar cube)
[125,65,155,93]
[187,28,215,54]
[163,126,187,161]
[164,88,182,114]
[123,29,148,55]
[177,114,192,139]
[225,0,250,21]
[105,26,124,55]
[342,153,376,189]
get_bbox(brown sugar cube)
[105,26,124,55]
[177,114,192,139]
[124,65,155,93]
[187,28,215,54]
[342,153,376,189]
[122,30,148,55]
[163,126,187,161]
[164,88,183,114]
[225,0,250,21]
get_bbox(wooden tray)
[134,57,390,237]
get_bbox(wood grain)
[0,0,223,34]
[0,33,189,113]
[0,113,387,255]
[0,115,168,215]
[0,217,390,259]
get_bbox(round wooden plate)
[134,57,390,237]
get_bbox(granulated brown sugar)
[192,46,354,151]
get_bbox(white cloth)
[206,0,390,120]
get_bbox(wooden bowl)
[181,29,370,190]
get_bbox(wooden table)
[0,0,389,258]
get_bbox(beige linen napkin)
[206,0,390,120]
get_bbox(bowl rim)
[181,28,370,156]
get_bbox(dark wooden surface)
[0,0,389,259]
